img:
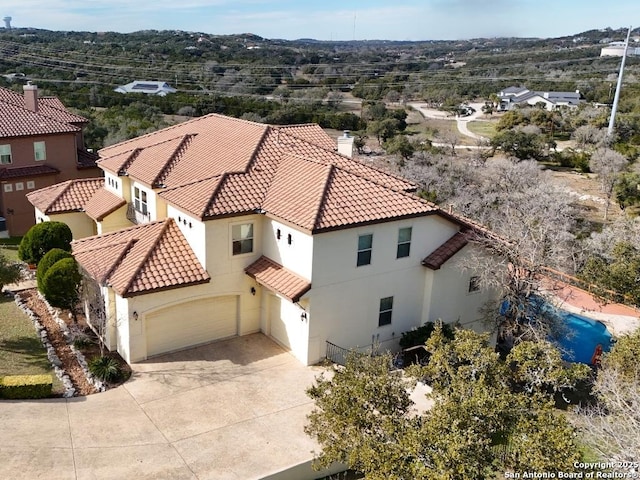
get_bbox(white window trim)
[15,182,24,191]
[396,226,412,259]
[133,186,148,215]
[3,183,12,192]
[357,233,373,267]
[231,222,254,256]
[378,296,393,327]
[0,145,11,165]
[34,141,46,161]
[27,180,35,189]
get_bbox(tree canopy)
[18,222,72,265]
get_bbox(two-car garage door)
[146,296,237,357]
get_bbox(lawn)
[467,120,497,138]
[0,295,62,393]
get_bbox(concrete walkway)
[0,334,332,480]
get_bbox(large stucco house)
[27,114,492,365]
[0,84,100,236]
[497,86,583,111]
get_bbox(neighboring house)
[114,81,177,96]
[27,114,494,365]
[0,84,100,236]
[497,86,583,111]
[600,41,640,57]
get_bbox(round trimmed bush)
[40,257,82,311]
[18,221,72,265]
[37,248,73,292]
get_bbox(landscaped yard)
[0,294,62,394]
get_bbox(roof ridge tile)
[153,133,197,187]
[312,164,336,231]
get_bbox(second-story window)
[33,141,46,161]
[232,223,254,255]
[0,145,11,164]
[357,234,373,267]
[397,227,412,258]
[134,187,148,215]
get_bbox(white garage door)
[146,296,237,357]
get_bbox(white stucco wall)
[262,218,313,279]
[130,181,166,221]
[307,215,460,364]
[422,245,495,333]
[104,172,123,197]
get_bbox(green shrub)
[399,321,455,349]
[88,356,122,383]
[72,335,94,349]
[18,222,72,265]
[37,248,73,292]
[41,257,82,312]
[0,374,53,399]
[0,252,23,291]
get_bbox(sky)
[1,0,637,41]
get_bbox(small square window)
[357,234,373,267]
[397,227,412,258]
[15,182,24,191]
[3,183,12,192]
[232,223,254,255]
[378,296,393,326]
[34,141,46,161]
[27,181,35,189]
[468,276,480,293]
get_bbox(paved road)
[408,101,489,141]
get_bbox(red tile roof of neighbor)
[72,219,209,297]
[245,256,311,302]
[84,187,127,221]
[422,231,469,270]
[26,178,104,214]
[0,86,87,138]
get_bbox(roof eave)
[311,211,438,235]
[121,277,211,298]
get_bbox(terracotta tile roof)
[84,187,127,221]
[275,124,336,151]
[26,178,103,214]
[0,164,59,179]
[422,232,469,270]
[72,219,209,297]
[0,86,86,138]
[98,114,267,185]
[245,256,311,302]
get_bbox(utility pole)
[607,26,632,137]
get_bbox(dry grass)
[467,120,497,138]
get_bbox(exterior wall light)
[132,311,138,321]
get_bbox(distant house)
[0,84,100,236]
[114,81,177,96]
[497,86,583,111]
[600,41,640,57]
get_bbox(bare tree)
[571,125,607,150]
[436,129,459,156]
[589,148,628,220]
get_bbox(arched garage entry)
[145,295,238,357]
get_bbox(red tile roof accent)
[72,219,209,297]
[84,187,127,221]
[98,114,267,186]
[0,86,86,138]
[275,124,336,151]
[26,178,103,214]
[422,232,469,270]
[0,164,59,179]
[245,256,311,302]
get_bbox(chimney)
[337,130,354,158]
[23,82,38,113]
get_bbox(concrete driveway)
[0,334,331,480]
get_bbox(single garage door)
[146,296,237,357]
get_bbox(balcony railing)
[126,202,151,225]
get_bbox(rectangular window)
[15,182,24,191]
[27,180,35,189]
[0,145,11,164]
[232,223,254,255]
[33,141,46,161]
[397,227,412,258]
[3,183,12,193]
[378,296,393,326]
[357,234,373,266]
[133,187,148,214]
[468,276,480,293]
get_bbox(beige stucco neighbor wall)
[97,204,130,235]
